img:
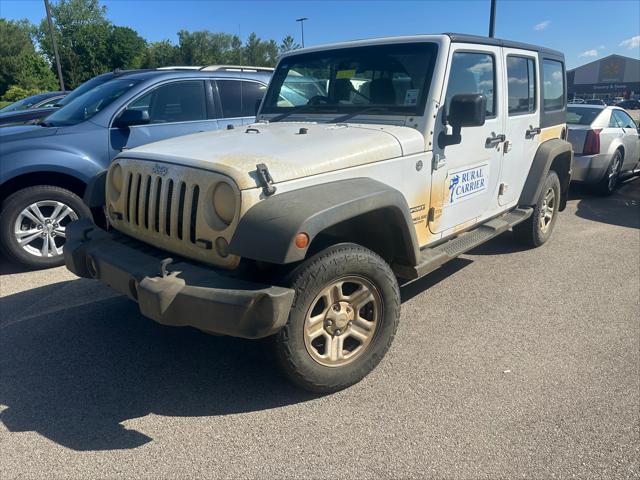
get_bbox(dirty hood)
[122,122,425,190]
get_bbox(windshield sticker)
[336,69,356,79]
[446,164,489,204]
[404,89,420,105]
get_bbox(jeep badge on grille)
[152,164,168,176]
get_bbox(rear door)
[499,50,540,206]
[215,79,267,128]
[612,109,640,168]
[429,44,505,235]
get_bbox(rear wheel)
[273,243,400,393]
[513,170,560,248]
[594,150,622,196]
[0,186,90,268]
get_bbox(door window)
[445,52,496,117]
[542,60,565,111]
[613,110,637,129]
[507,56,536,115]
[125,81,207,124]
[241,81,267,116]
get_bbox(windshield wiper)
[269,103,321,122]
[330,106,392,124]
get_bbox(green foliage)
[1,85,43,102]
[279,35,300,54]
[108,26,146,70]
[141,40,180,68]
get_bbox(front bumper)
[64,219,295,339]
[571,153,611,183]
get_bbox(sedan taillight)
[583,129,602,155]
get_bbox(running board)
[394,207,533,280]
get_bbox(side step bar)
[394,207,533,280]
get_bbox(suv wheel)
[513,170,561,248]
[0,186,90,269]
[594,150,622,196]
[273,243,400,393]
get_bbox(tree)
[177,30,242,66]
[279,35,300,54]
[142,40,181,68]
[108,26,146,70]
[0,19,57,96]
[244,33,278,67]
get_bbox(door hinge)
[498,183,509,196]
[427,207,442,222]
[432,153,446,170]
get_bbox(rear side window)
[446,52,496,117]
[613,109,637,129]
[507,56,536,115]
[542,59,565,111]
[241,81,267,116]
[218,80,266,117]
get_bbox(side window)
[608,112,621,128]
[241,82,267,116]
[446,52,496,117]
[217,80,242,118]
[542,59,565,111]
[126,81,206,124]
[613,110,637,129]
[507,56,536,115]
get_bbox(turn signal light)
[294,232,309,249]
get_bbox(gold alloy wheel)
[303,275,382,368]
[539,187,556,234]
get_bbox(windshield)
[46,78,140,126]
[567,106,602,125]
[262,42,438,118]
[0,93,56,112]
[56,74,113,107]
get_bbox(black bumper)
[64,219,295,339]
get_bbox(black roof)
[445,33,564,58]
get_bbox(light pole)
[488,0,496,38]
[296,17,308,48]
[44,0,65,91]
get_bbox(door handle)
[485,133,506,148]
[526,126,541,138]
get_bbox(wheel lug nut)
[333,305,340,312]
[335,329,341,335]
[326,319,333,326]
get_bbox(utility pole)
[44,0,65,91]
[296,17,308,48]
[488,0,496,38]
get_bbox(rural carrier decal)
[446,163,489,204]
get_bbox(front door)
[429,45,505,235]
[499,49,541,206]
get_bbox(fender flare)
[228,178,420,265]
[518,138,573,211]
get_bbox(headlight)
[212,182,235,225]
[109,163,124,201]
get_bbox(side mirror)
[439,94,486,148]
[114,109,149,129]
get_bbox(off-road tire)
[0,186,90,269]
[273,243,400,393]
[594,150,623,196]
[513,170,561,248]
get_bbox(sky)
[1,0,639,69]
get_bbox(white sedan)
[567,105,640,194]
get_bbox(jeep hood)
[122,122,425,190]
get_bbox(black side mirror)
[115,109,150,128]
[439,94,486,148]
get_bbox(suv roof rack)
[199,65,275,73]
[156,66,203,70]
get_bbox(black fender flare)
[518,138,573,211]
[228,178,420,265]
[83,170,108,208]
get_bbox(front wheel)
[513,170,561,248]
[0,186,91,268]
[273,244,400,393]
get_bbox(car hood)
[121,122,425,190]
[0,124,58,140]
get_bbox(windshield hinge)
[256,163,277,196]
[432,153,446,171]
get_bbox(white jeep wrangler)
[66,34,572,393]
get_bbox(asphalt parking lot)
[1,178,638,479]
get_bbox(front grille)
[123,172,201,244]
[108,158,240,269]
